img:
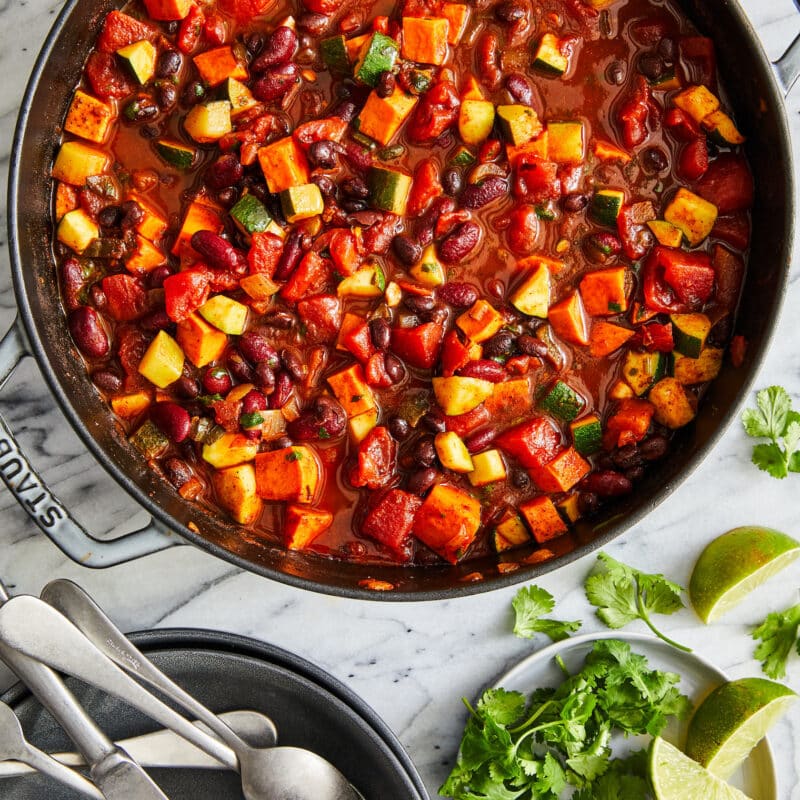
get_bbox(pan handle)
[774,31,800,96]
[0,319,180,567]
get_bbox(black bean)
[175,375,200,400]
[642,147,669,174]
[164,458,192,489]
[376,71,396,99]
[640,435,669,461]
[420,411,446,434]
[562,192,588,213]
[342,176,369,198]
[388,415,411,440]
[264,309,296,329]
[120,201,144,230]
[308,140,337,169]
[341,199,367,213]
[413,437,437,468]
[638,53,665,81]
[658,37,677,63]
[98,205,122,228]
[384,353,405,384]
[483,331,516,358]
[403,294,435,315]
[181,80,206,107]
[407,467,439,496]
[311,174,336,196]
[442,168,462,196]
[612,444,643,470]
[157,83,177,110]
[510,468,531,490]
[369,318,391,350]
[156,49,182,78]
[392,235,422,266]
[496,0,525,22]
[245,32,264,55]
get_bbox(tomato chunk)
[496,417,562,469]
[696,154,754,214]
[163,269,211,322]
[642,246,714,313]
[350,427,397,490]
[362,489,422,561]
[391,323,444,370]
[97,11,155,53]
[102,274,148,322]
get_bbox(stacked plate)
[0,629,429,800]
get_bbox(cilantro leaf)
[752,443,789,479]
[477,689,526,726]
[742,386,800,479]
[585,553,690,652]
[753,602,800,678]
[512,585,581,642]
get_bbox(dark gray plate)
[0,629,429,800]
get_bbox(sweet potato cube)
[255,446,321,504]
[362,489,422,561]
[648,377,696,429]
[588,321,634,357]
[484,378,533,422]
[604,398,655,448]
[530,447,590,493]
[579,267,629,316]
[52,141,109,186]
[213,464,262,525]
[193,47,248,87]
[55,182,79,221]
[519,496,568,544]
[327,364,377,418]
[171,198,224,256]
[143,0,192,20]
[548,291,589,346]
[357,87,418,146]
[401,17,449,65]
[110,390,152,419]
[258,137,310,194]
[442,3,470,44]
[176,312,228,367]
[126,234,166,273]
[412,484,481,564]
[64,90,115,144]
[283,504,332,550]
[129,193,168,242]
[456,299,504,343]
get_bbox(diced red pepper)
[372,15,390,34]
[97,11,155,53]
[178,4,205,54]
[696,154,754,214]
[102,274,148,322]
[203,12,228,45]
[407,159,443,217]
[617,203,655,260]
[495,417,562,469]
[444,405,490,437]
[712,213,750,251]
[664,108,702,142]
[219,0,274,20]
[342,321,377,364]
[440,330,472,377]
[407,79,460,143]
[350,426,397,490]
[617,76,652,149]
[280,252,331,303]
[297,294,341,343]
[85,52,135,100]
[329,230,361,277]
[639,322,675,352]
[513,156,561,202]
[679,36,717,89]
[642,246,714,313]
[604,398,655,449]
[365,352,393,388]
[678,138,709,181]
[630,17,669,45]
[391,322,444,370]
[163,269,211,323]
[302,0,341,12]
[247,232,284,277]
[361,489,422,562]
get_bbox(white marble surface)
[2,0,800,797]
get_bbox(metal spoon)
[0,700,103,798]
[0,595,360,800]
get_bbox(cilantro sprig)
[585,553,690,652]
[742,386,800,479]
[512,586,581,642]
[440,640,691,799]
[752,601,800,679]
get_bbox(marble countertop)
[2,0,800,796]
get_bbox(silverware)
[0,709,278,778]
[0,700,103,798]
[0,595,359,800]
[0,584,169,800]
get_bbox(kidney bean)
[477,30,502,89]
[297,12,329,36]
[175,375,200,400]
[254,362,276,392]
[206,154,244,190]
[227,350,254,383]
[376,71,395,99]
[203,366,232,395]
[264,309,296,329]
[91,369,122,394]
[343,143,373,173]
[403,294,436,316]
[439,222,481,263]
[252,62,300,102]
[583,470,633,497]
[420,411,446,434]
[241,389,267,416]
[151,402,191,443]
[269,435,293,451]
[438,282,478,308]
[157,83,177,111]
[457,359,506,382]
[252,26,298,71]
[331,99,359,123]
[245,32,264,54]
[516,333,548,357]
[464,428,497,454]
[280,348,306,382]
[269,370,293,409]
[625,465,646,482]
[236,334,274,368]
[461,176,507,209]
[124,95,159,123]
[61,258,85,312]
[273,230,305,281]
[155,49,182,78]
[307,140,337,170]
[579,492,600,515]
[164,458,192,489]
[640,435,669,461]
[392,234,421,266]
[140,310,173,332]
[363,214,398,255]
[312,174,336,197]
[612,444,643,470]
[181,80,206,107]
[288,395,346,440]
[384,353,405,384]
[146,265,172,290]
[407,467,439,496]
[506,72,534,106]
[189,231,243,273]
[69,307,109,359]
[484,331,516,359]
[562,192,588,213]
[388,416,411,441]
[642,147,669,174]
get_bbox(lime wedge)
[685,677,795,779]
[689,526,800,623]
[649,737,753,800]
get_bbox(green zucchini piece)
[130,420,169,459]
[670,313,711,359]
[570,414,602,456]
[224,77,258,116]
[497,105,542,146]
[647,68,681,91]
[539,380,585,422]
[320,35,351,74]
[450,146,476,167]
[280,183,324,223]
[230,193,272,235]
[622,350,669,396]
[493,513,531,553]
[590,189,625,227]
[353,33,399,87]
[155,139,196,170]
[673,348,723,385]
[116,40,156,85]
[368,165,412,214]
[532,33,567,77]
[702,110,745,146]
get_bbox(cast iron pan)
[0,628,430,799]
[3,0,796,598]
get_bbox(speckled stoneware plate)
[493,631,777,799]
[0,628,429,800]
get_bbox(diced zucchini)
[52,141,109,186]
[450,146,476,167]
[648,68,681,91]
[57,208,99,254]
[671,313,711,358]
[570,414,602,456]
[432,376,494,416]
[649,377,696,428]
[348,407,378,444]
[368,166,413,214]
[702,110,745,145]
[411,244,445,288]
[116,40,156,84]
[138,330,185,388]
[673,347,723,385]
[647,220,684,248]
[155,139,196,170]
[212,464,262,525]
[533,33,567,76]
[130,420,169,459]
[230,193,272,234]
[280,183,324,223]
[664,188,718,246]
[493,511,531,552]
[622,350,669,396]
[434,431,474,473]
[458,99,495,145]
[496,105,543,146]
[203,432,259,469]
[539,380,585,422]
[184,101,232,143]
[556,494,581,523]
[673,84,720,124]
[468,449,507,487]
[64,90,115,144]
[357,87,418,146]
[320,35,350,73]
[510,262,550,318]
[336,264,385,298]
[353,33,399,87]
[590,189,625,226]
[225,77,258,117]
[547,121,585,164]
[198,295,249,335]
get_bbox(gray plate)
[0,629,429,800]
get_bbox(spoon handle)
[42,579,254,756]
[18,739,104,799]
[0,595,239,772]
